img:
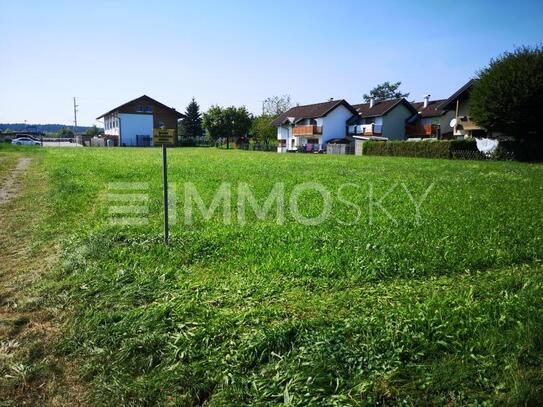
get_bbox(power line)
[73,97,79,133]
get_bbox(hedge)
[363,140,452,159]
[362,138,543,161]
[362,138,483,159]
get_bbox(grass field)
[1,145,543,406]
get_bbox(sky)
[1,0,542,126]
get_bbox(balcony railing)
[293,125,323,136]
[348,123,382,136]
[406,124,439,137]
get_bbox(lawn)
[1,146,543,406]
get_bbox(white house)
[97,95,183,147]
[272,99,358,152]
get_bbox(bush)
[363,140,451,159]
[470,45,543,140]
[450,138,478,151]
[492,140,543,161]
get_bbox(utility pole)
[73,97,78,134]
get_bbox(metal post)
[162,144,169,244]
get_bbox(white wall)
[321,105,352,144]
[104,113,120,136]
[119,113,153,146]
[382,104,413,140]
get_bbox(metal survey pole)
[162,144,169,244]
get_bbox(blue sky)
[1,0,542,126]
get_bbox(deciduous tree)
[470,45,543,140]
[363,81,409,102]
[262,95,291,116]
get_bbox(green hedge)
[362,138,483,159]
[363,140,452,159]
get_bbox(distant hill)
[0,123,98,133]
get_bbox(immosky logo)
[108,181,435,226]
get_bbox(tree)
[58,127,74,137]
[251,115,276,146]
[470,45,543,141]
[85,125,101,136]
[181,98,203,139]
[202,105,253,148]
[262,95,291,116]
[363,81,409,102]
[227,106,253,146]
[203,105,228,142]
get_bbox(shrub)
[363,140,451,159]
[492,139,543,161]
[470,45,543,141]
[450,138,478,151]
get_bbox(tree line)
[178,95,293,147]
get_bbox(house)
[272,99,358,153]
[347,97,418,141]
[440,80,486,138]
[406,95,456,139]
[97,95,183,146]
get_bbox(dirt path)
[0,155,86,406]
[0,157,32,204]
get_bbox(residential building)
[97,95,183,146]
[407,95,456,139]
[440,80,487,138]
[347,98,418,140]
[272,99,358,153]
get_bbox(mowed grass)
[3,145,543,405]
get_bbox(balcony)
[348,123,382,136]
[406,124,439,137]
[293,125,323,136]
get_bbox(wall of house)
[277,125,292,151]
[382,104,413,140]
[321,105,352,144]
[118,113,153,146]
[104,113,120,136]
[117,96,179,143]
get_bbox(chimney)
[369,97,375,109]
[329,97,334,101]
[423,94,430,109]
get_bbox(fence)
[450,150,488,160]
[326,144,354,155]
[238,143,277,152]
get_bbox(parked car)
[11,137,41,146]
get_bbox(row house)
[272,99,358,153]
[274,80,486,153]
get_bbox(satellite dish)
[449,118,457,128]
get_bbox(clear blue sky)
[1,0,542,126]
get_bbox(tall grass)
[7,146,542,405]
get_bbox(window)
[145,105,153,113]
[136,105,144,113]
[158,121,165,129]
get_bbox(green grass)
[2,145,543,405]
